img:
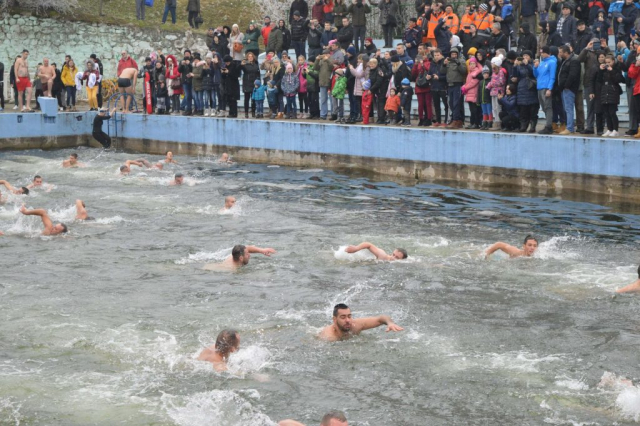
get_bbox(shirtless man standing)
[38,58,55,97]
[279,411,349,426]
[197,329,241,372]
[344,242,408,261]
[204,244,276,270]
[15,49,33,112]
[0,180,29,195]
[117,67,138,112]
[62,153,84,168]
[318,304,404,342]
[20,205,68,235]
[485,235,539,258]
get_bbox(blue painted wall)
[0,111,92,139]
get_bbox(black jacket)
[290,17,309,41]
[222,61,241,100]
[241,61,261,93]
[179,59,193,84]
[596,63,623,104]
[308,27,323,48]
[557,53,581,93]
[279,24,292,52]
[516,23,537,54]
[547,21,563,47]
[574,27,593,53]
[336,24,354,50]
[289,0,309,22]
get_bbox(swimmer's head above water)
[332,303,353,333]
[224,196,236,209]
[215,329,240,358]
[392,248,408,260]
[32,175,42,187]
[173,173,184,185]
[523,235,538,256]
[119,165,130,174]
[232,244,249,265]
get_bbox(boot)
[552,123,559,133]
[486,121,493,130]
[245,112,249,118]
[538,126,553,135]
[276,112,284,119]
[252,111,256,118]
[634,130,640,138]
[330,114,337,121]
[480,121,488,130]
[424,119,432,127]
[528,119,538,133]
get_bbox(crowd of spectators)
[3,0,640,136]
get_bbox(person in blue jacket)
[533,45,558,134]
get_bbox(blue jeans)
[561,89,575,132]
[256,100,264,114]
[193,88,203,111]
[292,40,306,58]
[203,90,213,109]
[448,85,463,121]
[320,87,330,118]
[285,95,297,114]
[181,82,192,111]
[481,103,492,116]
[66,86,76,106]
[162,5,176,23]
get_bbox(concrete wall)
[0,110,93,150]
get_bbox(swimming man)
[26,175,43,189]
[204,244,276,271]
[75,199,94,221]
[279,411,348,426]
[220,196,236,212]
[169,173,184,186]
[62,153,84,168]
[318,303,404,342]
[344,242,408,260]
[485,235,539,258]
[163,151,178,164]
[0,180,29,195]
[197,329,241,372]
[20,205,68,235]
[616,265,640,294]
[119,159,160,174]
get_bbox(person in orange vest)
[459,5,477,46]
[426,2,445,46]
[443,4,460,34]
[474,3,495,32]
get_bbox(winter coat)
[337,24,354,50]
[348,1,372,26]
[499,94,519,116]
[434,20,452,57]
[281,72,300,96]
[178,60,193,85]
[272,65,285,89]
[400,86,413,109]
[314,56,334,87]
[547,21,563,47]
[392,62,411,89]
[627,63,640,95]
[517,23,538,54]
[533,55,557,90]
[486,68,506,96]
[384,94,401,112]
[333,1,348,27]
[252,84,268,101]
[61,66,78,87]
[478,76,491,104]
[403,25,423,59]
[291,17,309,41]
[222,61,241,100]
[513,63,538,105]
[191,62,204,91]
[290,0,309,21]
[444,56,467,85]
[430,58,447,91]
[551,10,577,45]
[280,24,292,52]
[349,62,366,95]
[201,68,213,91]
[312,2,325,24]
[165,55,182,96]
[306,65,320,92]
[521,0,536,17]
[243,27,261,52]
[369,65,389,95]
[591,12,609,40]
[228,33,245,61]
[578,46,609,88]
[557,53,581,93]
[411,60,432,93]
[596,64,623,104]
[308,26,323,48]
[297,63,309,93]
[266,28,284,54]
[186,0,200,12]
[462,65,481,102]
[379,0,399,26]
[574,27,593,53]
[614,2,638,37]
[241,61,260,93]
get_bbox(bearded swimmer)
[203,244,276,271]
[485,235,539,259]
[318,304,404,342]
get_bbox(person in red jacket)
[628,56,640,138]
[165,54,182,114]
[117,51,138,77]
[361,79,373,124]
[262,16,272,49]
[411,55,433,126]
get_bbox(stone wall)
[0,13,209,79]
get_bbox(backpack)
[332,76,347,99]
[416,70,430,88]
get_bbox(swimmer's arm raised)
[125,160,144,168]
[75,199,87,219]
[278,420,306,426]
[485,242,521,258]
[20,206,53,230]
[355,315,404,332]
[346,242,390,260]
[246,245,277,256]
[0,180,16,192]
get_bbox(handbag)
[170,79,181,90]
[416,70,430,88]
[233,42,243,53]
[195,13,204,24]
[144,0,153,6]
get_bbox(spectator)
[262,16,272,49]
[324,0,335,25]
[179,53,193,115]
[400,78,413,126]
[90,54,104,107]
[347,0,372,52]
[61,59,78,112]
[577,38,605,134]
[241,52,260,118]
[347,53,365,123]
[597,54,624,136]
[187,0,200,29]
[333,0,348,28]
[222,55,241,117]
[330,67,347,122]
[384,87,401,124]
[591,9,608,41]
[51,62,64,111]
[162,0,177,24]
[290,0,309,23]
[517,23,537,54]
[547,21,563,47]
[228,24,245,62]
[279,20,292,54]
[613,0,638,45]
[322,21,337,49]
[136,0,146,20]
[489,23,509,54]
[411,54,433,126]
[498,83,520,130]
[590,51,606,135]
[315,50,334,119]
[0,60,4,112]
[252,79,267,117]
[430,48,448,126]
[369,58,391,124]
[296,55,309,117]
[244,22,261,57]
[308,19,324,59]
[291,11,310,58]
[487,56,507,129]
[165,55,182,115]
[210,54,224,115]
[117,51,138,77]
[444,46,467,129]
[550,2,577,46]
[267,80,279,116]
[201,57,213,116]
[312,0,325,25]
[575,19,593,52]
[460,5,477,47]
[434,18,452,58]
[474,3,495,31]
[538,21,549,50]
[267,22,284,56]
[190,54,204,116]
[361,79,373,123]
[557,45,581,134]
[364,37,377,56]
[520,0,537,35]
[478,65,493,129]
[306,57,321,118]
[379,0,399,48]
[270,57,286,117]
[627,55,640,138]
[534,45,557,134]
[282,62,300,118]
[512,51,539,132]
[623,40,638,135]
[463,57,482,129]
[443,5,460,34]
[81,60,100,111]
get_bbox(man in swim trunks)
[0,180,29,195]
[20,205,67,235]
[38,57,55,97]
[197,329,241,372]
[485,235,538,258]
[318,304,404,342]
[169,173,184,186]
[221,196,236,211]
[344,242,408,260]
[117,67,138,112]
[14,49,33,112]
[62,153,84,168]
[615,265,640,294]
[279,411,349,426]
[75,199,94,221]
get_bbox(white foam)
[334,245,376,262]
[296,168,324,173]
[417,237,451,248]
[252,182,312,190]
[535,236,581,260]
[226,345,273,375]
[0,396,23,425]
[175,248,231,265]
[94,216,126,224]
[616,387,640,421]
[554,376,589,391]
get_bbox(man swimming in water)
[197,329,240,372]
[20,205,67,235]
[615,265,640,294]
[169,173,184,186]
[26,175,42,189]
[485,235,539,258]
[62,153,84,168]
[0,180,29,195]
[318,304,404,342]
[163,151,178,164]
[75,199,94,221]
[220,196,236,211]
[119,159,161,175]
[205,244,276,271]
[279,411,348,426]
[344,242,408,261]
[219,153,233,164]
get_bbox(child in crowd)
[462,57,481,129]
[267,80,279,117]
[487,56,506,130]
[384,88,401,125]
[479,66,493,130]
[296,55,309,118]
[400,78,414,126]
[362,79,373,125]
[591,10,609,42]
[281,62,300,119]
[498,84,519,130]
[155,75,169,114]
[331,67,347,123]
[252,79,267,118]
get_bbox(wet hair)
[175,173,183,178]
[333,303,349,317]
[321,411,348,425]
[524,235,538,245]
[22,49,29,53]
[60,223,68,233]
[34,175,41,181]
[215,329,239,357]
[232,244,246,261]
[119,165,127,172]
[71,153,78,159]
[396,248,408,259]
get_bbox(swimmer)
[219,153,233,164]
[163,151,178,164]
[62,153,84,168]
[615,265,640,294]
[119,159,158,174]
[344,242,408,261]
[485,234,538,258]
[197,329,240,372]
[204,244,276,271]
[0,180,29,195]
[280,411,348,426]
[169,173,184,186]
[318,303,404,342]
[26,175,42,189]
[19,205,68,235]
[75,199,94,221]
[220,196,236,212]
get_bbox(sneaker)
[13,105,18,110]
[602,130,611,137]
[558,129,573,135]
[610,130,619,137]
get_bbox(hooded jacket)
[443,48,467,85]
[533,54,557,90]
[596,63,624,104]
[517,23,538,54]
[574,26,593,53]
[547,21,563,48]
[557,53,581,93]
[513,63,538,105]
[266,27,283,53]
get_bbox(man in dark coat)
[289,0,309,23]
[557,45,581,133]
[222,55,241,117]
[403,18,422,59]
[550,1,578,46]
[516,23,537,54]
[337,17,355,50]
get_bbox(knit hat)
[479,3,488,11]
[254,79,261,86]
[346,46,357,56]
[469,57,478,64]
[507,50,517,60]
[365,37,373,43]
[286,63,293,71]
[223,55,233,62]
[328,40,337,46]
[482,65,491,74]
[293,10,300,16]
[491,56,502,67]
[401,78,410,85]
[450,46,459,55]
[522,50,533,58]
[363,79,371,90]
[391,55,400,63]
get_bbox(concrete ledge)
[0,111,93,151]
